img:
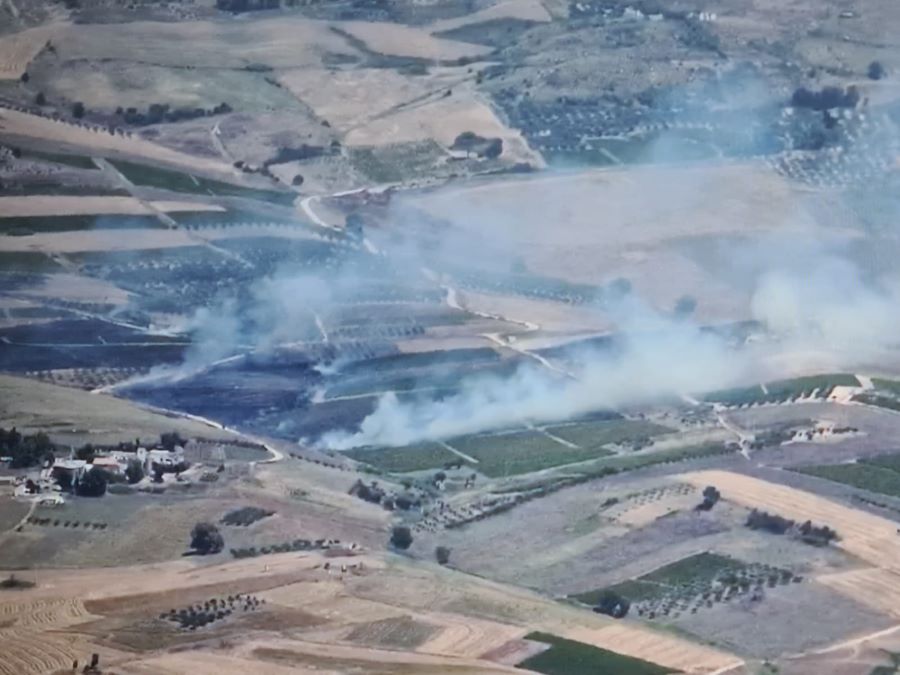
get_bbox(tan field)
[278,67,433,131]
[816,568,900,618]
[344,94,542,165]
[0,374,237,445]
[0,195,222,217]
[427,0,552,33]
[0,228,199,253]
[0,24,60,79]
[0,107,234,175]
[679,470,900,573]
[0,548,742,675]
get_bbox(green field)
[582,443,733,475]
[344,442,462,473]
[517,632,675,675]
[0,214,166,234]
[446,431,613,477]
[794,460,900,498]
[853,393,900,412]
[22,149,98,170]
[108,159,296,204]
[544,419,672,449]
[0,251,62,272]
[703,373,860,406]
[572,552,746,605]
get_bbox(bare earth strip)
[679,470,900,574]
[0,108,233,175]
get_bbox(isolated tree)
[868,61,886,80]
[125,459,144,484]
[75,443,95,463]
[674,295,697,319]
[593,590,630,619]
[190,522,224,555]
[71,102,85,119]
[75,468,109,497]
[390,525,413,550]
[160,431,186,451]
[435,546,451,565]
[35,92,46,106]
[292,174,304,186]
[20,72,29,83]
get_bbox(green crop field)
[445,431,614,477]
[0,251,62,272]
[794,460,900,498]
[108,159,296,204]
[581,443,733,475]
[22,149,98,170]
[703,373,860,406]
[872,378,900,395]
[517,632,675,675]
[544,419,672,449]
[344,442,462,473]
[854,393,900,412]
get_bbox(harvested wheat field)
[279,67,431,131]
[0,195,149,217]
[558,623,744,673]
[345,94,541,165]
[679,470,900,573]
[816,568,900,617]
[0,107,232,175]
[0,24,60,80]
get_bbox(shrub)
[190,522,224,555]
[435,546,451,565]
[390,525,413,550]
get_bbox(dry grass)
[0,374,237,446]
[816,568,900,618]
[344,93,541,165]
[679,470,900,574]
[0,108,231,175]
[0,195,149,217]
[0,24,60,80]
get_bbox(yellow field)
[428,0,552,33]
[816,568,900,617]
[559,623,744,673]
[679,470,900,574]
[0,24,59,80]
[338,21,492,60]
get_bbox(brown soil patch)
[345,615,438,649]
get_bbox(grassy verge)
[517,632,675,675]
[0,251,62,272]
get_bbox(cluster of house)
[11,444,187,500]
